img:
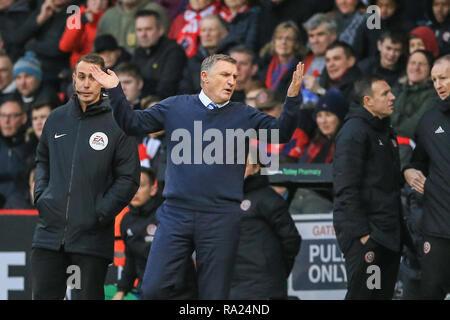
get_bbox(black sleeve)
[95,133,140,226]
[333,124,371,238]
[33,118,50,203]
[117,246,138,294]
[258,191,301,277]
[404,124,429,176]
[156,45,187,98]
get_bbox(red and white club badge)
[424,241,431,254]
[365,251,375,263]
[240,199,251,211]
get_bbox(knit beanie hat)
[410,26,439,58]
[312,88,348,122]
[13,51,42,81]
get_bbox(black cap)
[94,34,119,53]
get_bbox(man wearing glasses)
[0,97,33,208]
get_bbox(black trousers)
[420,235,450,299]
[344,238,401,300]
[31,247,109,300]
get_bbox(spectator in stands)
[315,41,361,101]
[178,14,230,94]
[290,89,347,215]
[409,26,440,58]
[229,45,259,102]
[302,13,338,78]
[403,54,450,300]
[255,0,334,52]
[229,154,301,300]
[59,0,110,69]
[331,0,366,47]
[0,51,16,105]
[13,52,59,116]
[25,100,55,152]
[353,0,405,59]
[132,9,187,98]
[0,0,31,61]
[93,34,132,70]
[97,0,169,55]
[0,97,34,209]
[423,0,449,56]
[259,21,306,97]
[333,75,404,300]
[391,50,436,140]
[218,0,260,52]
[15,0,73,90]
[358,30,407,87]
[244,79,266,107]
[169,0,221,58]
[115,62,144,110]
[112,167,197,299]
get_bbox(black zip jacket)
[32,94,140,261]
[405,97,450,238]
[229,174,301,300]
[333,105,403,253]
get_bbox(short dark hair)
[354,75,386,105]
[379,29,405,46]
[31,100,57,112]
[0,96,24,112]
[141,167,157,186]
[114,62,143,81]
[228,45,256,64]
[326,41,355,58]
[74,53,105,73]
[135,9,162,28]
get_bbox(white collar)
[199,90,230,109]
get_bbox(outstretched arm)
[90,65,166,136]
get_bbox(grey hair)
[303,13,337,34]
[434,54,450,67]
[201,54,236,73]
[200,14,228,33]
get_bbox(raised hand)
[90,65,120,89]
[287,62,305,97]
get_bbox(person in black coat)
[333,75,406,300]
[132,9,186,99]
[229,156,301,300]
[113,167,197,299]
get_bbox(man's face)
[365,80,396,119]
[325,47,355,81]
[136,16,164,48]
[433,0,449,24]
[201,60,237,104]
[200,18,225,50]
[0,101,26,137]
[87,0,109,13]
[0,56,13,92]
[230,52,256,90]
[409,37,425,54]
[118,73,143,103]
[32,106,51,139]
[189,0,212,11]
[224,0,247,8]
[130,172,157,207]
[97,50,121,69]
[431,61,450,100]
[407,52,430,85]
[72,61,103,107]
[245,88,262,107]
[15,73,40,98]
[335,0,359,15]
[378,38,403,69]
[308,24,337,56]
[376,0,396,20]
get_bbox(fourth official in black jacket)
[229,170,301,300]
